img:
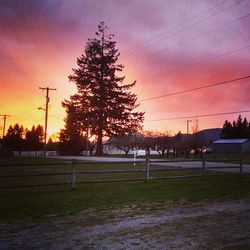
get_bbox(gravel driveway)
[152,160,250,174]
[1,198,250,249]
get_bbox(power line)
[141,44,250,84]
[120,1,248,85]
[11,107,41,118]
[33,118,46,124]
[122,0,230,56]
[167,13,249,53]
[126,14,249,69]
[122,0,244,57]
[140,75,250,102]
[146,109,250,122]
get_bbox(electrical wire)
[125,14,249,69]
[140,44,250,84]
[122,0,244,57]
[139,75,250,102]
[146,109,250,122]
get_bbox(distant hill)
[196,128,222,145]
[181,128,222,146]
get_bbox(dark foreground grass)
[0,175,249,220]
[0,157,249,220]
[0,157,69,165]
[204,152,250,164]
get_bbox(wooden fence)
[0,158,245,189]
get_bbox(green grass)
[0,156,69,165]
[0,157,249,220]
[0,157,203,187]
[204,152,250,164]
[0,176,249,220]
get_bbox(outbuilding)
[212,139,250,153]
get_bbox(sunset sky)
[0,0,249,138]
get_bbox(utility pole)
[0,114,11,138]
[187,119,192,134]
[39,87,56,157]
[192,116,199,134]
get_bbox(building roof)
[213,139,248,144]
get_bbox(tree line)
[1,124,44,151]
[110,130,203,158]
[1,115,249,157]
[0,122,202,158]
[0,123,89,155]
[221,115,250,139]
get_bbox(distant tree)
[3,124,24,150]
[171,131,182,158]
[132,130,183,157]
[25,125,44,150]
[242,117,250,137]
[221,120,233,139]
[133,130,172,157]
[178,133,203,158]
[46,138,59,151]
[135,130,155,152]
[235,115,249,138]
[59,102,87,155]
[221,115,250,139]
[153,131,172,157]
[66,22,144,155]
[110,134,136,155]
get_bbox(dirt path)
[1,198,250,249]
[153,161,250,174]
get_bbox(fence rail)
[0,158,245,189]
[0,162,72,167]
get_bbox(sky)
[0,0,250,139]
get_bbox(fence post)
[134,151,137,167]
[239,158,243,177]
[145,149,150,182]
[71,159,77,188]
[202,158,206,177]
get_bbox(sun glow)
[0,0,249,135]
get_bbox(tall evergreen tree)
[66,22,144,154]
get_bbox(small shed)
[213,139,250,153]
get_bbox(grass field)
[0,157,249,220]
[0,157,205,188]
[204,152,250,163]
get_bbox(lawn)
[0,157,249,220]
[203,152,250,163]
